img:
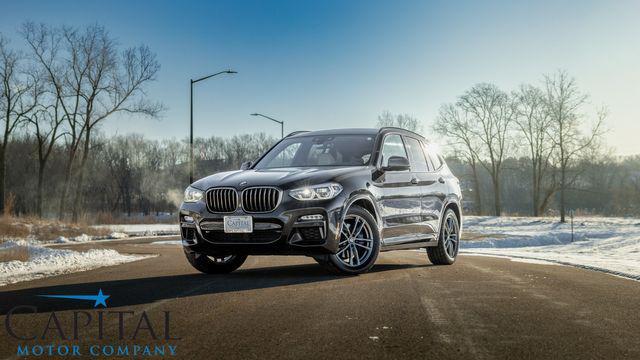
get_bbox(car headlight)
[184,186,204,203]
[289,183,343,201]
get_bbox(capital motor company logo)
[4,289,181,357]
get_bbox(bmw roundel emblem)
[239,181,248,187]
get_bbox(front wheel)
[316,205,380,275]
[184,248,248,274]
[427,209,460,265]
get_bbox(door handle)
[410,177,419,185]
[438,177,445,184]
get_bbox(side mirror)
[382,156,410,172]
[240,161,253,170]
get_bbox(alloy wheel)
[336,214,374,268]
[207,255,235,263]
[442,213,459,258]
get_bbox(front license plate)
[224,216,253,233]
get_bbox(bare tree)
[223,133,274,169]
[69,27,162,221]
[512,84,556,216]
[458,83,514,216]
[377,111,423,133]
[544,70,605,222]
[434,103,484,214]
[26,93,65,216]
[21,23,162,221]
[0,34,37,213]
[21,23,89,219]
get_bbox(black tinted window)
[254,135,375,169]
[404,137,428,172]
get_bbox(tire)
[184,248,248,274]
[427,208,460,265]
[317,205,380,275]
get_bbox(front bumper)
[179,195,347,256]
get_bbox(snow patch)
[109,232,129,239]
[95,224,179,237]
[0,240,153,286]
[462,216,640,280]
[150,240,182,246]
[54,236,70,244]
[53,234,92,243]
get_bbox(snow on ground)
[0,240,154,286]
[462,216,640,280]
[54,234,92,243]
[93,224,179,237]
[151,240,182,246]
[51,232,131,244]
[109,232,129,239]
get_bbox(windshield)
[254,134,376,169]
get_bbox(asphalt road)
[1,238,639,359]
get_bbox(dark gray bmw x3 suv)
[179,127,462,275]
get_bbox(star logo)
[39,289,110,308]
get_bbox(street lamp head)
[226,70,238,74]
[250,113,259,116]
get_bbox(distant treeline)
[5,130,639,220]
[6,133,276,219]
[446,154,640,217]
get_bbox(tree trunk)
[470,161,482,215]
[71,130,91,222]
[559,164,566,223]
[532,163,539,217]
[36,161,45,217]
[538,188,554,216]
[0,143,5,215]
[492,174,501,216]
[58,150,76,220]
[71,122,97,222]
[71,165,86,222]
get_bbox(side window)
[431,154,442,169]
[380,134,407,168]
[422,143,442,170]
[404,137,428,172]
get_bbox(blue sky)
[1,0,639,154]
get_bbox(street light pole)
[250,113,284,139]
[189,70,237,184]
[190,80,193,184]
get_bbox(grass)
[0,219,30,240]
[0,215,110,243]
[89,212,175,225]
[0,215,113,262]
[462,231,507,241]
[0,245,30,262]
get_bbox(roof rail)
[285,131,309,137]
[378,126,424,138]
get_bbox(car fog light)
[300,214,324,221]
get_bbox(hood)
[192,166,370,190]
